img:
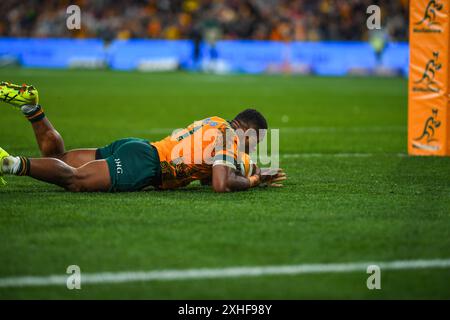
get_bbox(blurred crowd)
[0,0,409,41]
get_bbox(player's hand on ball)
[260,168,287,187]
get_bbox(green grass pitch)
[0,68,449,299]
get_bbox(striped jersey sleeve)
[212,126,239,170]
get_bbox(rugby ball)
[238,153,254,177]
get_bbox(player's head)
[232,109,268,153]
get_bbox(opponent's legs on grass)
[0,81,111,191]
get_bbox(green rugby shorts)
[96,138,162,192]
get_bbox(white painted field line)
[279,126,406,133]
[0,259,449,288]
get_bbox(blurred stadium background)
[0,0,409,75]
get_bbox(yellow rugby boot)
[0,81,39,108]
[0,147,10,186]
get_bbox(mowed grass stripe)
[1,259,449,288]
[281,153,406,158]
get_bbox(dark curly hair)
[234,109,268,130]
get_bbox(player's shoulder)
[202,116,232,129]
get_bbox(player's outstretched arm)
[211,165,286,192]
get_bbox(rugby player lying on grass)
[0,82,286,193]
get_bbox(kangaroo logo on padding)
[416,0,443,26]
[413,52,442,93]
[413,0,443,33]
[412,108,441,151]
